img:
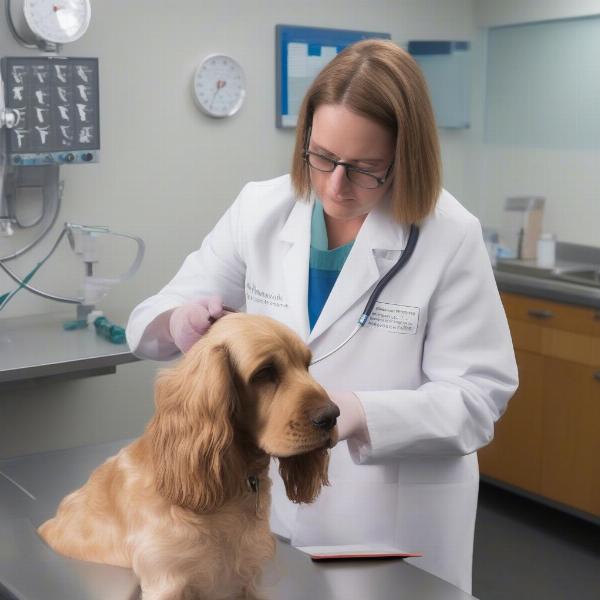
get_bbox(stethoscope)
[222,223,419,365]
[309,223,420,365]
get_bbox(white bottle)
[537,233,556,269]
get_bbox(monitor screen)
[1,56,99,165]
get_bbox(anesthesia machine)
[0,0,143,330]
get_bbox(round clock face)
[192,54,246,118]
[24,0,91,44]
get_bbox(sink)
[493,243,600,301]
[495,260,555,278]
[495,259,555,279]
[495,260,600,289]
[554,269,600,288]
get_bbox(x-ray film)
[1,57,100,165]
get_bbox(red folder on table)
[297,544,422,561]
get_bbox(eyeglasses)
[303,149,394,190]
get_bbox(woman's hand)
[328,391,370,444]
[169,296,225,353]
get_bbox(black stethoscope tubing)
[359,223,420,325]
[310,223,420,365]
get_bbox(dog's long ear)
[278,449,330,504]
[147,341,239,512]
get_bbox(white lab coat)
[126,174,518,594]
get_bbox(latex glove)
[168,296,225,353]
[328,391,370,444]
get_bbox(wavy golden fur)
[38,314,338,600]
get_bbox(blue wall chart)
[275,25,390,128]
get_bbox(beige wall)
[0,0,477,458]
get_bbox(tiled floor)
[473,482,600,599]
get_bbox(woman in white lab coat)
[126,39,518,594]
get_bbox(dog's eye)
[250,364,278,385]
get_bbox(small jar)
[537,233,556,269]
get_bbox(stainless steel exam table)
[0,440,478,599]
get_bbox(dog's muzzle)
[310,404,340,431]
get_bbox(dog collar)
[247,475,259,515]
[247,475,259,493]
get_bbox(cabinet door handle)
[528,309,554,319]
[594,371,600,382]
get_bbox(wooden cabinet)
[541,358,600,516]
[478,292,600,518]
[478,349,544,494]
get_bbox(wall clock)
[192,54,246,118]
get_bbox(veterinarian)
[126,39,518,594]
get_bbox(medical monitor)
[1,56,100,166]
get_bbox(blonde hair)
[291,39,441,224]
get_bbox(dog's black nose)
[311,404,340,431]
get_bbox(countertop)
[494,261,600,310]
[0,312,139,388]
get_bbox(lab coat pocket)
[396,453,479,485]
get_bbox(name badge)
[365,302,419,334]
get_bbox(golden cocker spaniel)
[38,313,339,599]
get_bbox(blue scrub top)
[308,201,354,330]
